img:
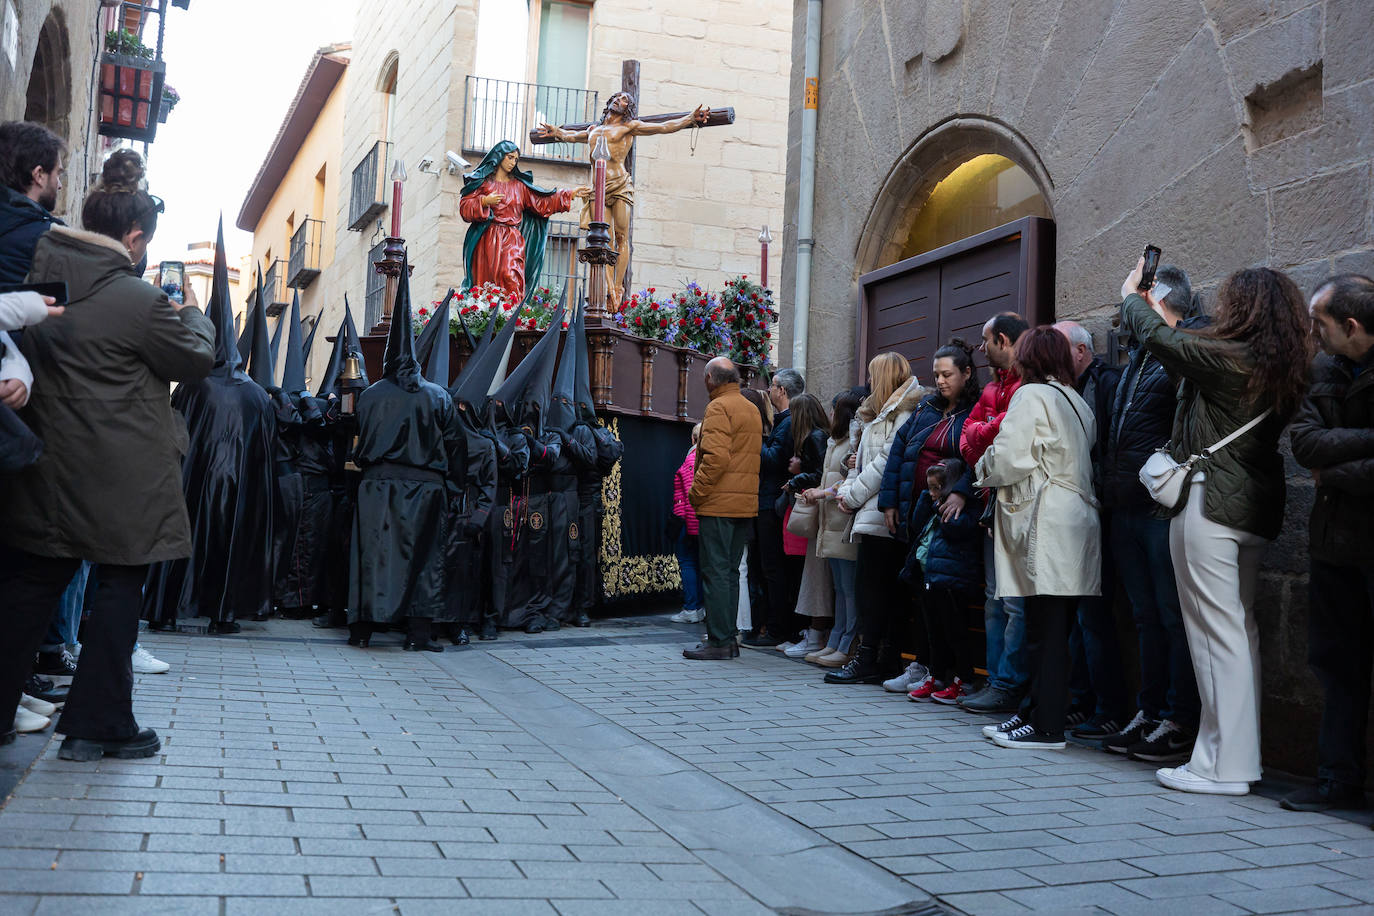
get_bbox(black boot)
[347,622,372,648]
[207,620,241,635]
[574,613,591,628]
[824,646,881,684]
[403,618,443,653]
[479,620,499,641]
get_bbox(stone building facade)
[0,0,108,225]
[780,0,1374,779]
[298,0,790,385]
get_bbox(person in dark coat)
[0,121,64,285]
[488,307,565,633]
[570,308,622,626]
[271,290,334,618]
[143,224,277,634]
[742,367,803,647]
[545,307,598,625]
[1284,274,1374,812]
[0,151,214,758]
[1099,266,1203,760]
[347,253,463,652]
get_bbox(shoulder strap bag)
[1138,408,1272,509]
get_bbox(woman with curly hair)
[1119,259,1312,796]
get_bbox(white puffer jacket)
[838,378,927,540]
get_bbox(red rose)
[678,318,687,327]
[562,321,569,329]
[650,302,659,310]
[634,316,642,326]
[742,275,748,280]
[694,316,703,326]
[418,307,428,316]
[659,318,668,328]
[649,287,656,293]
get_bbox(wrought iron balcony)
[262,258,288,315]
[363,238,387,332]
[348,140,391,232]
[287,217,324,289]
[461,76,597,165]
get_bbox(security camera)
[446,151,470,175]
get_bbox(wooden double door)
[856,216,1055,380]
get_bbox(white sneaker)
[19,694,57,718]
[1155,763,1250,796]
[132,645,171,674]
[14,705,50,733]
[669,608,698,623]
[784,629,824,658]
[883,661,930,693]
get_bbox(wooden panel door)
[939,235,1021,367]
[863,265,940,375]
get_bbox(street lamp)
[758,224,773,289]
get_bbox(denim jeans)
[826,558,857,653]
[1112,506,1198,726]
[41,560,92,652]
[1070,513,1128,718]
[675,529,702,611]
[984,536,1027,692]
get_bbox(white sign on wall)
[2,0,18,72]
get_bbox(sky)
[143,0,360,266]
[144,0,528,268]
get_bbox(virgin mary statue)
[459,140,589,304]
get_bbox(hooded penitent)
[347,251,464,628]
[487,310,570,632]
[414,288,454,387]
[458,140,576,304]
[240,268,275,391]
[569,306,621,621]
[143,218,277,628]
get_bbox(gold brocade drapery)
[598,418,682,598]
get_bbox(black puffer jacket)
[1075,357,1121,494]
[1290,349,1374,568]
[758,407,792,514]
[0,186,61,284]
[1102,316,1208,511]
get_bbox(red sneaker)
[931,678,966,705]
[906,676,936,701]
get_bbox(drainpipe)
[792,0,822,375]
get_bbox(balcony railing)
[348,140,391,231]
[542,218,589,311]
[461,76,597,165]
[287,217,324,289]
[364,239,387,332]
[262,258,288,315]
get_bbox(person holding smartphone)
[1119,255,1311,795]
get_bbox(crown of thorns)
[600,92,637,123]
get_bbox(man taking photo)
[1285,274,1374,812]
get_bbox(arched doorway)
[24,11,71,141]
[854,120,1056,379]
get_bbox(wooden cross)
[529,59,734,304]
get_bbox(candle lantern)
[591,134,610,225]
[389,159,408,239]
[758,224,773,289]
[579,133,619,324]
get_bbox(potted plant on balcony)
[158,84,180,123]
[99,28,165,142]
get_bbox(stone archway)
[853,116,1055,276]
[24,9,71,141]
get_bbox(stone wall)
[0,0,106,226]
[781,0,1374,781]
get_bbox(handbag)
[787,494,819,539]
[0,402,42,473]
[1139,409,1272,509]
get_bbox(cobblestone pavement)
[2,615,1374,915]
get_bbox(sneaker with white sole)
[992,723,1066,749]
[983,713,1025,740]
[883,661,930,693]
[1156,763,1250,796]
[131,645,171,675]
[14,705,50,733]
[1128,719,1194,763]
[33,648,77,686]
[784,629,826,658]
[669,608,705,624]
[19,694,57,718]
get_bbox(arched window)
[24,11,71,141]
[378,54,398,143]
[898,154,1051,261]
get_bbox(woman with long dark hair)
[976,327,1100,749]
[1120,260,1311,795]
[878,338,984,700]
[779,392,833,657]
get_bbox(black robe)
[274,397,337,611]
[347,377,462,624]
[548,423,597,622]
[143,372,276,624]
[444,402,497,627]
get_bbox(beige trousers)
[1169,479,1267,782]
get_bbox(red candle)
[761,243,769,289]
[593,158,606,224]
[390,178,403,238]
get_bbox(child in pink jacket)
[670,424,703,623]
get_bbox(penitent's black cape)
[143,222,276,626]
[347,254,464,625]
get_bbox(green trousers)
[697,515,750,646]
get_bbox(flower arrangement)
[161,84,180,110]
[613,287,674,342]
[664,282,731,355]
[104,28,153,59]
[412,282,563,337]
[719,275,777,371]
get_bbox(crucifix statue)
[531,63,734,311]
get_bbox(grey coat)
[0,226,215,564]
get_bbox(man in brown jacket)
[685,357,761,659]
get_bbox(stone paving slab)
[5,614,1374,914]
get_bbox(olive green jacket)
[1119,293,1287,539]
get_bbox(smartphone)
[158,260,186,304]
[1139,245,1162,291]
[0,281,69,305]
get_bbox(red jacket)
[673,448,700,535]
[959,367,1023,466]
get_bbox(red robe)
[459,179,574,303]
